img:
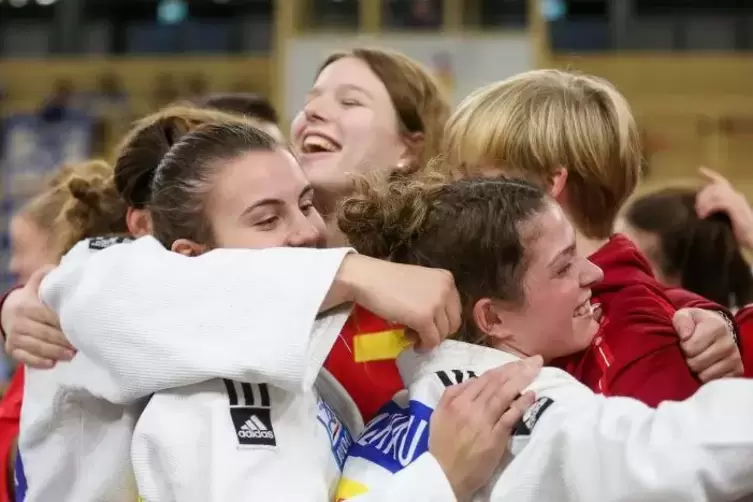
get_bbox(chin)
[573,317,600,347]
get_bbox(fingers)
[446,286,462,335]
[698,166,728,185]
[413,323,441,352]
[24,265,56,294]
[11,334,75,362]
[492,390,536,437]
[685,336,737,373]
[21,304,62,331]
[10,348,55,369]
[678,326,716,358]
[17,321,74,352]
[672,310,697,342]
[697,358,744,383]
[475,357,542,425]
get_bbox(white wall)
[284,33,533,122]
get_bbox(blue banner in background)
[0,112,93,286]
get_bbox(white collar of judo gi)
[396,340,521,385]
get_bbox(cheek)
[290,112,306,142]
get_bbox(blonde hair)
[19,160,129,257]
[319,48,450,172]
[441,69,642,239]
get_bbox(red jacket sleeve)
[735,306,753,378]
[0,368,23,502]
[602,285,702,407]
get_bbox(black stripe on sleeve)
[241,382,255,406]
[259,383,271,407]
[223,379,238,406]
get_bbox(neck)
[576,231,609,258]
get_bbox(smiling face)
[483,203,604,361]
[291,56,411,199]
[205,148,326,250]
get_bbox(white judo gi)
[19,236,456,502]
[339,340,753,502]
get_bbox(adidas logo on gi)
[239,416,274,440]
[224,380,277,447]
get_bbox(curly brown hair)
[338,171,551,343]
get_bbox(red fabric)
[0,285,23,502]
[734,306,753,378]
[324,306,404,422]
[0,369,23,502]
[0,285,21,342]
[552,235,701,407]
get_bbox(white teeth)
[302,134,339,153]
[573,301,593,318]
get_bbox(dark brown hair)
[338,173,550,342]
[318,48,450,172]
[20,160,129,257]
[149,121,281,248]
[624,187,753,308]
[196,93,279,125]
[113,106,250,209]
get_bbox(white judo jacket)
[19,236,456,502]
[339,340,753,502]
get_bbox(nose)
[581,259,604,287]
[286,215,323,248]
[303,95,332,124]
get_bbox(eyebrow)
[547,242,577,268]
[306,84,372,101]
[240,185,314,219]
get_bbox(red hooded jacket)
[0,286,22,502]
[552,235,702,407]
[732,305,753,378]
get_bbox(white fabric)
[340,340,753,502]
[133,364,455,502]
[19,236,353,502]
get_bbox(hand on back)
[3,266,73,368]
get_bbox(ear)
[549,166,569,200]
[471,297,515,343]
[171,238,208,257]
[126,207,153,238]
[396,132,425,172]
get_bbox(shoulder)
[59,236,135,266]
[600,283,676,332]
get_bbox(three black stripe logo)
[223,380,271,408]
[224,380,277,447]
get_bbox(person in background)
[0,160,128,502]
[195,92,285,142]
[619,166,753,377]
[290,47,451,420]
[617,186,753,309]
[38,80,76,124]
[439,69,743,404]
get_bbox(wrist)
[328,254,363,309]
